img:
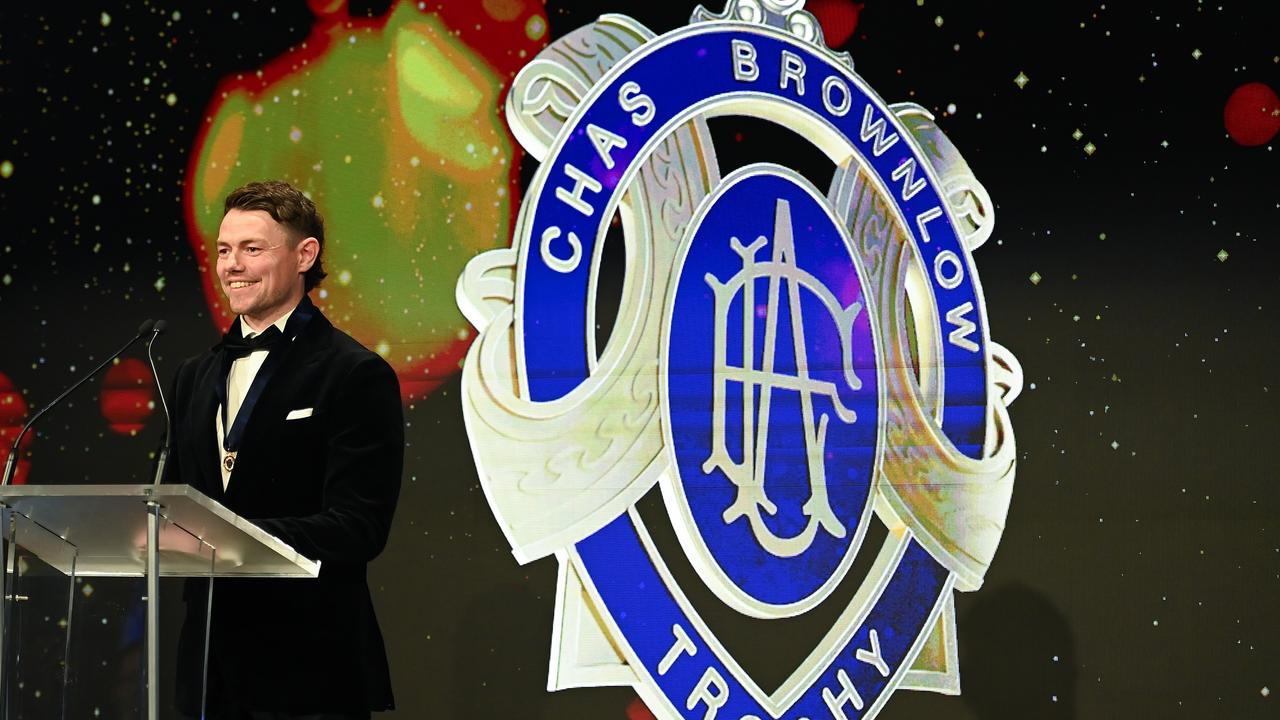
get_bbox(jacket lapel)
[223,307,333,494]
[191,355,225,501]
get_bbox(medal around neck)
[458,2,1022,717]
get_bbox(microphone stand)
[0,319,156,487]
[141,320,171,720]
[145,321,171,488]
[0,318,155,717]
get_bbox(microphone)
[145,320,173,487]
[1,319,157,486]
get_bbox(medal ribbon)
[215,299,315,465]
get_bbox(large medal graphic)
[663,167,881,619]
[458,2,1022,717]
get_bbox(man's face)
[216,209,316,330]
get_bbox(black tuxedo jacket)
[166,299,402,714]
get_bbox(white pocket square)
[286,408,314,420]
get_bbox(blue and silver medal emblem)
[459,2,1022,717]
[664,167,881,618]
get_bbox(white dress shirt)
[216,310,293,490]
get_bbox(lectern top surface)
[0,484,320,578]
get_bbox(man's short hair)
[224,180,327,292]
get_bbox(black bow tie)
[221,325,284,360]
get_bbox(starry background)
[0,1,1277,718]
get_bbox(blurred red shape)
[807,0,865,47]
[625,696,657,720]
[100,359,155,435]
[0,372,32,484]
[1224,82,1280,147]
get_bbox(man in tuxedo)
[166,180,402,719]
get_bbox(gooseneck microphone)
[0,319,157,486]
[145,320,173,486]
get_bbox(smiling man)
[166,180,402,719]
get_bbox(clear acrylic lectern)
[0,484,319,720]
